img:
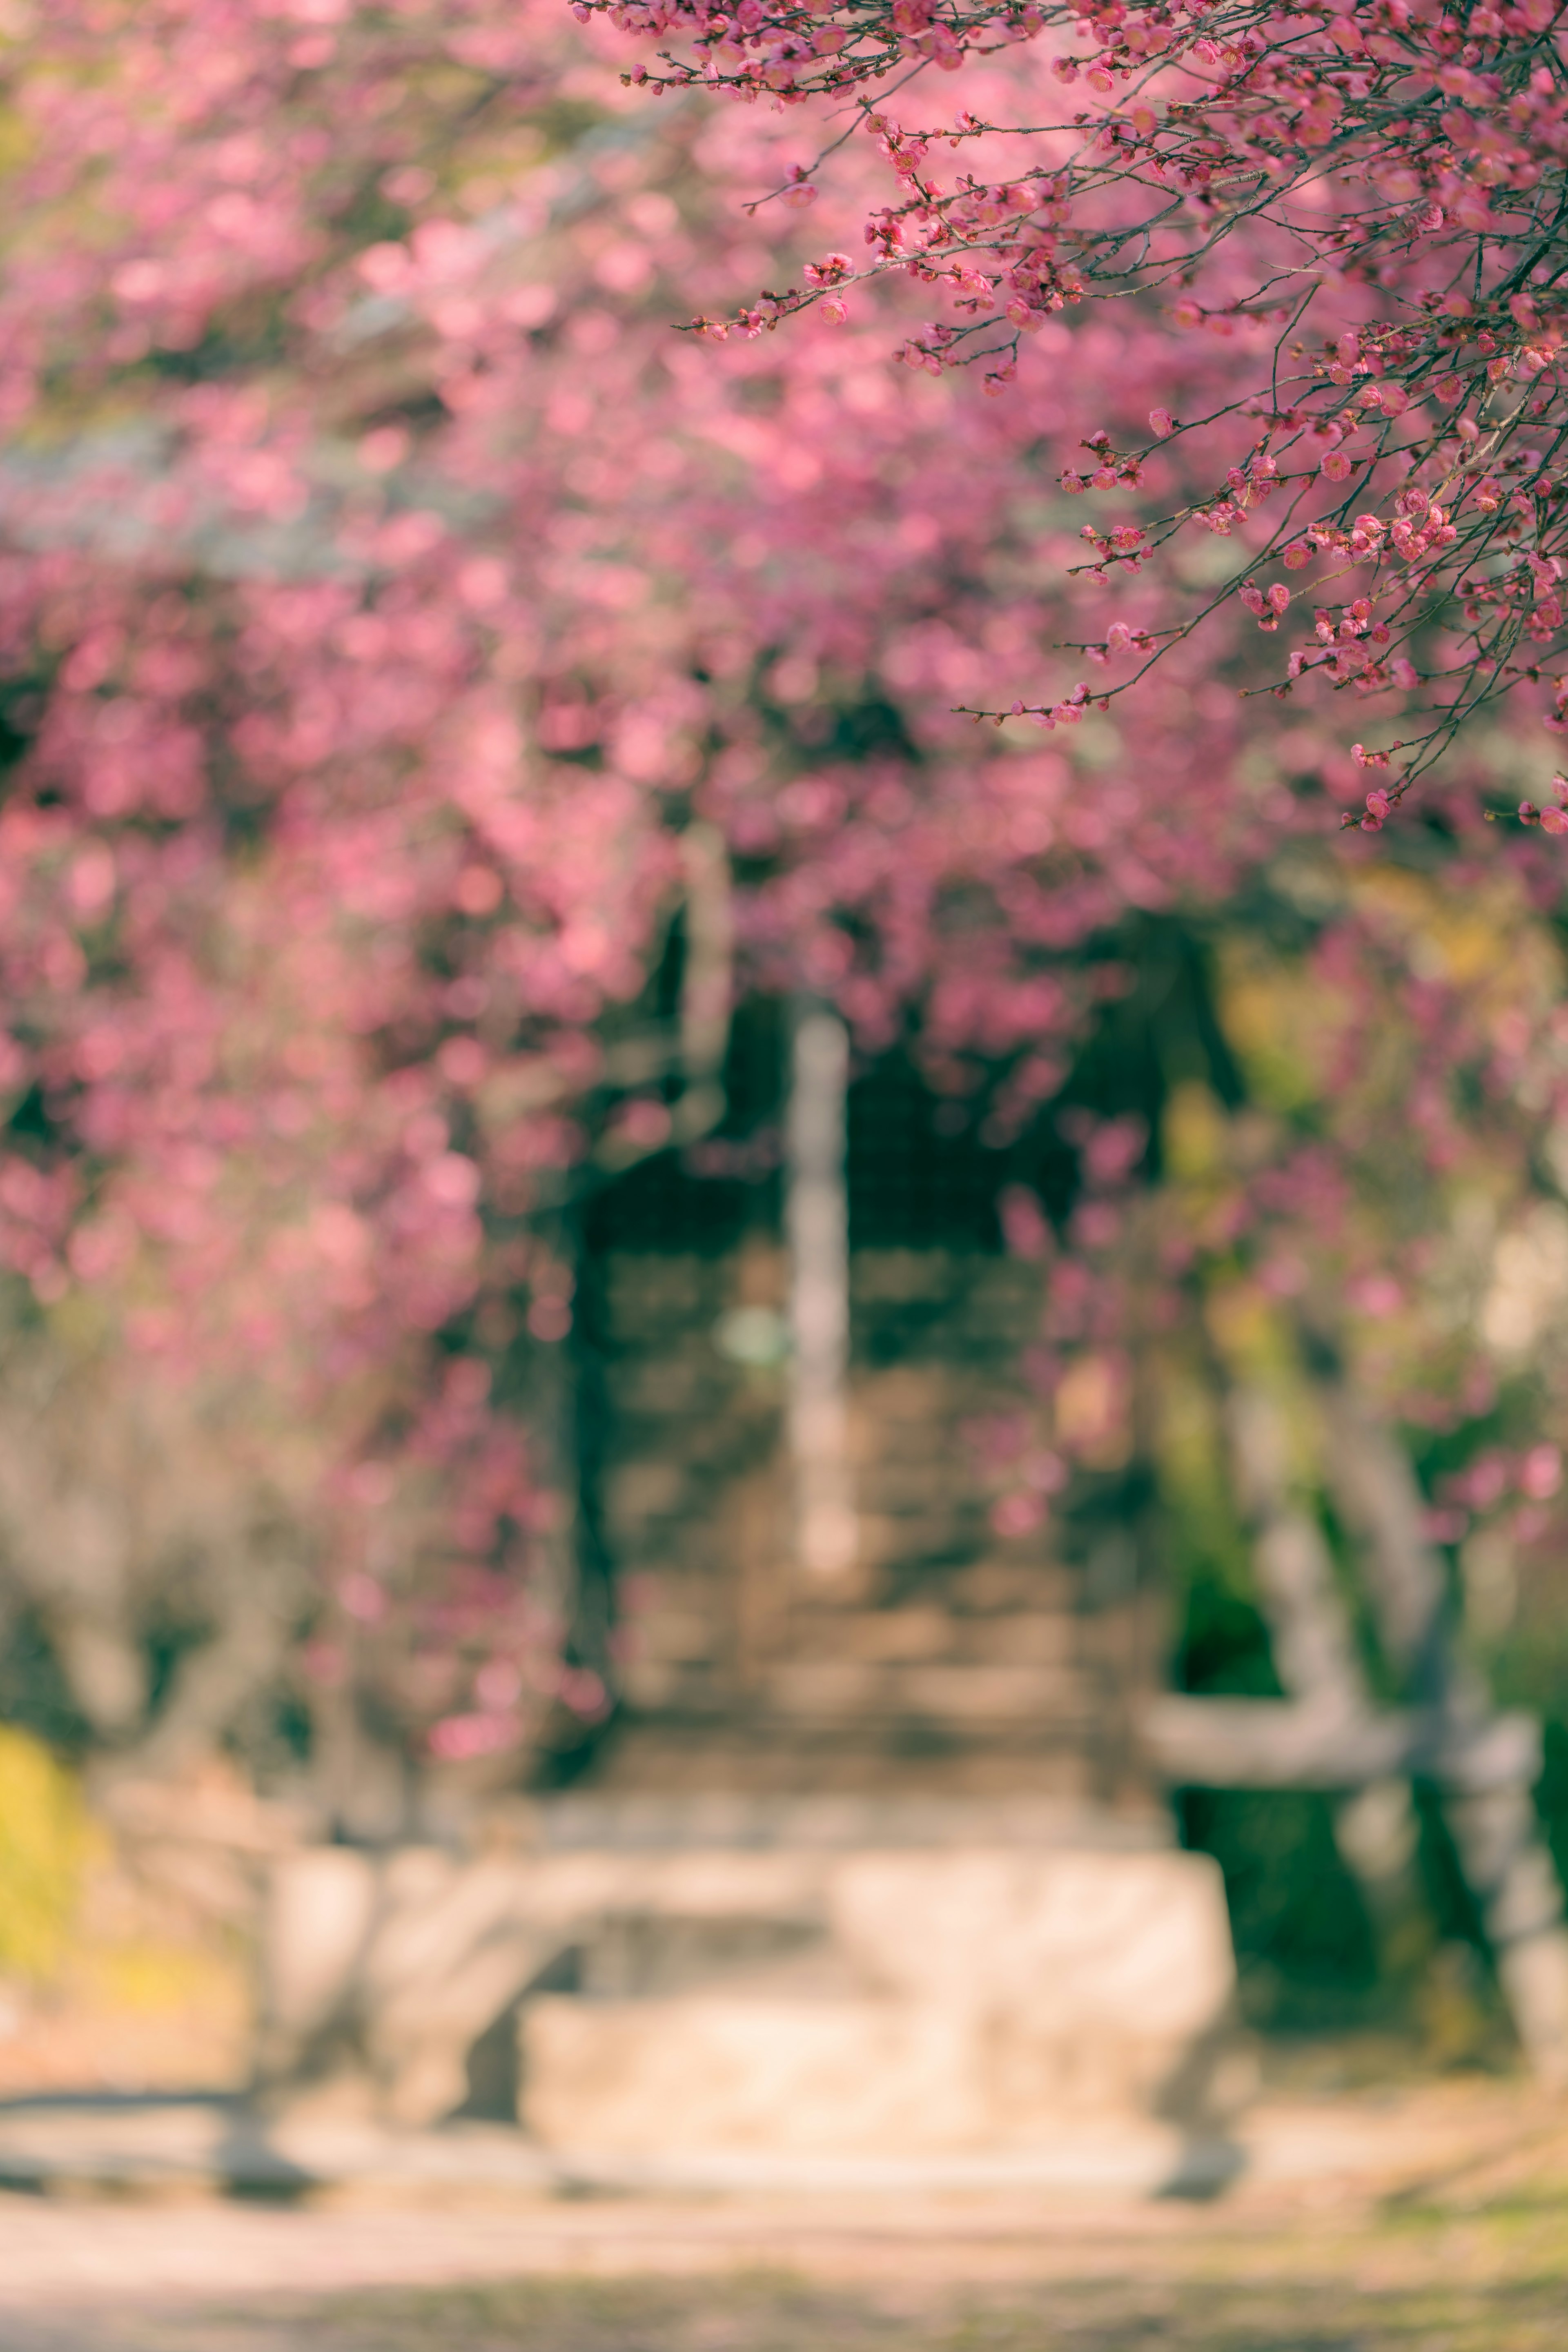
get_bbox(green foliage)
[0,1724,88,1981]
[0,1604,92,1755]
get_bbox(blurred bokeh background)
[3,0,1568,2186]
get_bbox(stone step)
[523,1994,1212,2163]
[531,1792,1171,1851]
[761,1659,1095,1724]
[851,1465,1000,1507]
[785,1610,1077,1668]
[948,1560,1077,1610]
[854,1514,996,1572]
[795,1564,1078,1614]
[520,1846,1237,2160]
[582,1731,1104,1801]
[616,1655,1098,1733]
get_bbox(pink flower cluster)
[0,0,1562,1748]
[597,0,1568,798]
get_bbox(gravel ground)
[3,2081,1567,2352]
[4,2203,1568,2352]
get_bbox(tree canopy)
[0,2,1564,1799]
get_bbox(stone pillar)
[787,1005,857,1589]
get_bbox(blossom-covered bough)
[589,0,1568,819]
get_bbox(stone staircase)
[590,1247,1136,1809]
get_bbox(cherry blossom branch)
[593,0,1568,807]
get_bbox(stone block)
[825,1850,1234,2040]
[523,1996,986,2156]
[254,1847,376,2082]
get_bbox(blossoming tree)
[593,0,1568,813]
[0,0,1565,1922]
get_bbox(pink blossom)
[4,0,1568,1761]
